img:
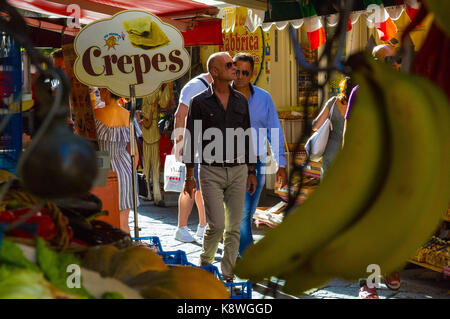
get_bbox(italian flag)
[364,0,397,41]
[404,0,422,26]
[300,1,325,50]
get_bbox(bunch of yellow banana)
[234,54,450,295]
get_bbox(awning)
[221,1,419,52]
[220,0,401,20]
[223,1,409,33]
[258,4,406,32]
[8,0,224,45]
[219,0,267,11]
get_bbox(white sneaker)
[174,226,195,243]
[196,224,207,238]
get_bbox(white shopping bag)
[164,155,186,192]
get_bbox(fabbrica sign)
[74,10,190,97]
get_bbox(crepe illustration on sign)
[123,16,170,50]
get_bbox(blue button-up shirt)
[244,83,286,167]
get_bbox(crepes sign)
[74,10,190,97]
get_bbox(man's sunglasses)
[225,61,234,69]
[236,69,250,77]
[384,55,402,65]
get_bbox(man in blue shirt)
[232,52,287,256]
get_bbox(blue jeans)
[194,163,200,190]
[239,161,266,256]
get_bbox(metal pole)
[129,84,140,238]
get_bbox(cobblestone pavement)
[129,189,450,300]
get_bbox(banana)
[309,60,445,281]
[423,0,450,37]
[281,262,332,296]
[379,73,450,274]
[234,69,389,282]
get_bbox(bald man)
[372,44,401,70]
[182,52,257,281]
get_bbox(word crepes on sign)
[74,10,190,98]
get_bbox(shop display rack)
[133,236,253,299]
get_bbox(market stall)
[1,0,449,300]
[9,0,227,226]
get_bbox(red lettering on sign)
[254,36,259,50]
[82,45,104,76]
[168,50,183,73]
[132,54,151,85]
[80,47,183,84]
[103,54,117,76]
[152,53,167,72]
[242,36,248,51]
[118,55,134,74]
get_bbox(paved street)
[129,188,450,299]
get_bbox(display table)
[90,170,121,229]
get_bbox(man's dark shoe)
[223,275,234,283]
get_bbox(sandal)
[359,284,379,299]
[385,272,401,290]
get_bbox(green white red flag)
[364,0,398,41]
[300,1,325,50]
[404,0,422,26]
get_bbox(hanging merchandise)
[300,1,326,51]
[61,44,99,142]
[220,7,266,85]
[264,33,270,76]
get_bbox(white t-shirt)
[179,75,210,107]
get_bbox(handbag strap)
[328,97,337,120]
[327,97,337,131]
[197,76,209,88]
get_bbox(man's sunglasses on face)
[225,61,234,69]
[236,69,250,77]
[384,55,402,66]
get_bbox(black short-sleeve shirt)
[182,84,255,168]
